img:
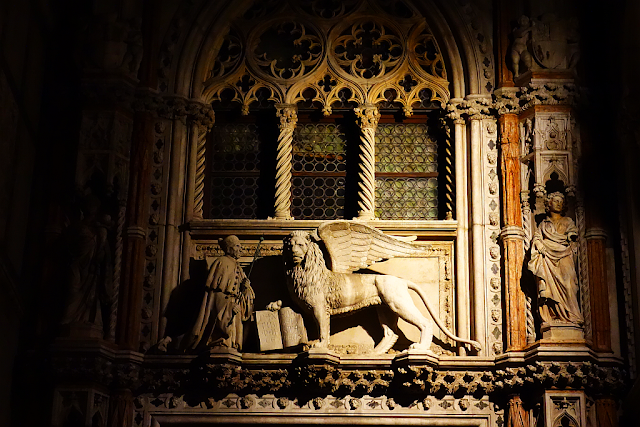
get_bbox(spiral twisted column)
[193,128,207,218]
[274,104,297,219]
[355,104,380,220]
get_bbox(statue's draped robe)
[528,216,583,324]
[189,255,253,350]
[62,219,113,326]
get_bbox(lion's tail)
[407,283,483,352]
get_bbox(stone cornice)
[444,84,582,120]
[50,345,627,399]
[80,81,214,127]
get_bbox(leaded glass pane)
[375,123,438,219]
[292,123,347,219]
[376,177,438,219]
[375,123,437,173]
[209,123,261,218]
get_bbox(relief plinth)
[540,322,584,341]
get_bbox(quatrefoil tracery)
[204,0,450,114]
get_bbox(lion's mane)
[284,231,340,310]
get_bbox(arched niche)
[146,0,496,356]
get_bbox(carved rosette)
[354,105,380,219]
[274,104,297,219]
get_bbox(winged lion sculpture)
[282,221,481,355]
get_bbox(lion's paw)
[408,343,436,356]
[309,340,329,349]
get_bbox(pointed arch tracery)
[201,0,450,115]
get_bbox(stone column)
[158,117,188,338]
[108,388,134,427]
[116,110,154,351]
[354,104,380,220]
[274,104,297,219]
[507,395,529,427]
[180,121,199,283]
[595,397,618,427]
[586,228,612,352]
[454,117,470,354]
[469,115,487,355]
[499,113,527,351]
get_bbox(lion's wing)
[317,221,431,273]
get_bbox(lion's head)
[283,230,312,266]
[283,231,330,292]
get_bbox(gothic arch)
[158,0,494,101]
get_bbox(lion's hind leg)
[372,306,399,354]
[376,276,435,354]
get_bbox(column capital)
[275,103,298,130]
[354,104,380,129]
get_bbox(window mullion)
[354,104,380,220]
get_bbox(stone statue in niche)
[528,192,583,326]
[509,13,580,77]
[282,221,481,355]
[186,235,255,351]
[510,15,534,77]
[61,195,114,337]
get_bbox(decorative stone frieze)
[519,83,579,111]
[481,119,503,355]
[140,119,171,352]
[52,349,627,400]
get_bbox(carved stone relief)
[544,391,586,427]
[282,221,479,354]
[192,223,460,356]
[509,13,579,77]
[51,388,110,427]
